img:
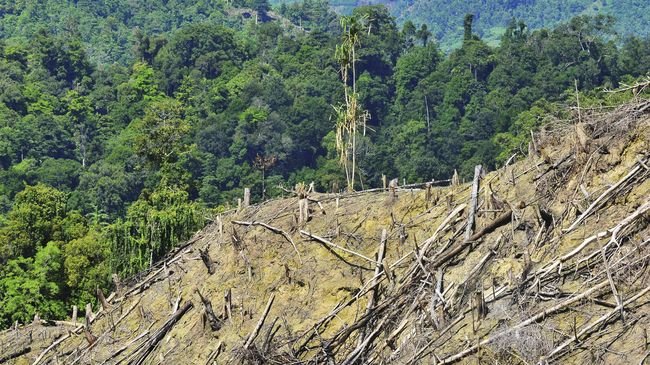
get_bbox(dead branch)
[300,230,378,264]
[565,161,645,233]
[199,247,216,275]
[205,341,223,365]
[244,294,276,349]
[102,329,151,364]
[599,237,625,323]
[533,153,574,181]
[542,285,650,362]
[538,200,650,279]
[437,280,610,364]
[128,301,194,365]
[419,203,467,255]
[432,210,512,268]
[0,346,31,363]
[358,229,388,345]
[340,316,389,365]
[232,220,301,261]
[464,165,482,241]
[32,327,82,365]
[196,289,223,331]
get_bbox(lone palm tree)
[334,15,370,192]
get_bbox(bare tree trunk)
[298,199,309,225]
[196,289,222,331]
[389,178,399,200]
[243,188,250,208]
[72,305,78,325]
[464,165,482,241]
[224,288,232,321]
[199,248,216,275]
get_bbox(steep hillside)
[0,99,648,364]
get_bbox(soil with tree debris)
[1,100,648,364]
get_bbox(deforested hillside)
[1,98,648,364]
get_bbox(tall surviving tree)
[334,15,371,191]
[464,14,474,41]
[254,153,277,200]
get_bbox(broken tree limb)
[129,301,193,365]
[369,229,388,308]
[464,165,482,241]
[420,203,467,255]
[199,247,216,275]
[300,230,378,265]
[565,162,644,233]
[196,289,222,331]
[205,341,224,365]
[432,210,512,268]
[244,294,276,349]
[32,327,83,365]
[232,220,301,261]
[437,280,610,364]
[341,316,389,365]
[598,237,625,323]
[0,347,31,363]
[533,153,574,181]
[102,329,151,364]
[543,285,650,362]
[358,229,388,346]
[538,200,650,278]
[308,198,327,215]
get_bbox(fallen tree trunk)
[438,280,609,364]
[129,301,194,365]
[244,294,275,349]
[565,162,644,233]
[0,346,31,363]
[542,285,650,362]
[300,230,377,265]
[432,210,512,268]
[232,220,301,261]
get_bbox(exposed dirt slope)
[1,100,649,364]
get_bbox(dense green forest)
[0,0,648,327]
[293,0,650,50]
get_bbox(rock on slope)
[1,99,649,364]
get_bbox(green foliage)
[0,184,67,259]
[64,229,111,306]
[0,3,648,329]
[135,98,190,167]
[107,186,203,276]
[154,23,242,94]
[313,0,650,52]
[0,243,67,328]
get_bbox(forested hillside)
[0,0,648,328]
[288,0,650,50]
